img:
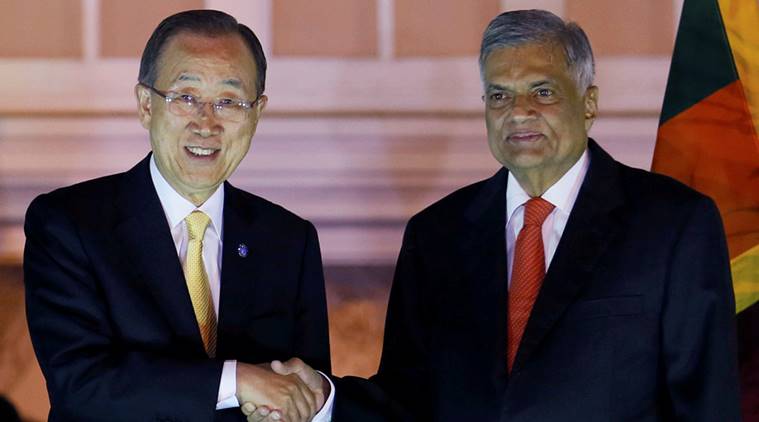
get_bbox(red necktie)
[507,197,555,371]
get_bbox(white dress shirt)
[506,149,590,285]
[150,156,334,420]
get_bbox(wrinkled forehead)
[489,38,570,63]
[155,32,258,90]
[484,42,570,75]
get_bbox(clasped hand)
[237,358,327,422]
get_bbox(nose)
[510,94,536,122]
[191,102,222,138]
[195,101,217,120]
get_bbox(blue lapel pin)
[237,243,249,258]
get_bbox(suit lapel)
[460,168,511,378]
[112,155,207,356]
[512,140,626,373]
[216,183,263,359]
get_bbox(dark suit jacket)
[358,140,740,421]
[24,155,331,422]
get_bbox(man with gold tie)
[24,10,331,422]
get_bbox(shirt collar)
[506,148,590,222]
[149,154,224,234]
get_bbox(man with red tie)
[347,9,741,421]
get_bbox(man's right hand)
[271,358,327,411]
[236,362,318,422]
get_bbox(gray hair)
[479,9,595,91]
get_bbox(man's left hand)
[242,402,283,422]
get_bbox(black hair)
[138,9,267,95]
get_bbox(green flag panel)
[659,0,738,124]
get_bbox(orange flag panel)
[654,80,759,259]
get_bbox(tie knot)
[185,211,211,240]
[523,197,555,227]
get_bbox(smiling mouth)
[185,146,219,157]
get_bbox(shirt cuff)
[311,371,335,422]
[216,360,240,410]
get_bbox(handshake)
[236,358,330,422]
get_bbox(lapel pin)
[237,243,249,258]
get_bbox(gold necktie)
[184,211,217,358]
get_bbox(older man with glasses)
[24,10,332,422]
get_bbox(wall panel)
[566,0,675,55]
[272,0,378,57]
[0,0,82,58]
[100,0,205,57]
[394,0,499,57]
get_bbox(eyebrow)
[177,74,200,82]
[175,74,244,90]
[221,79,243,89]
[486,83,510,92]
[529,80,555,88]
[486,79,556,92]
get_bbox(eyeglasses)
[141,83,260,122]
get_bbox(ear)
[246,94,268,137]
[253,94,268,118]
[583,85,599,131]
[135,84,153,130]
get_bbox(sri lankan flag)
[652,0,759,417]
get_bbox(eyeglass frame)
[139,83,261,121]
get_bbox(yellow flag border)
[733,243,759,313]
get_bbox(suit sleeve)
[661,196,741,421]
[292,221,331,373]
[329,218,421,422]
[24,194,223,422]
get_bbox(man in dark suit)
[24,10,331,422]
[336,9,740,421]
